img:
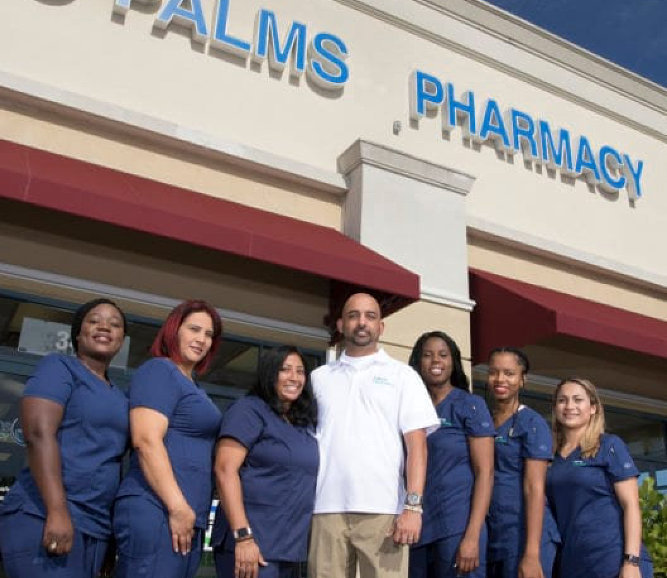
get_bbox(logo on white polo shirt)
[372,376,392,386]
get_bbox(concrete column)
[338,139,476,313]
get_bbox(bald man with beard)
[308,293,439,578]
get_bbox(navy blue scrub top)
[417,388,494,545]
[487,406,559,562]
[546,433,648,578]
[212,396,319,562]
[0,354,129,538]
[116,358,222,528]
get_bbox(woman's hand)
[618,562,642,578]
[455,534,480,573]
[168,501,196,555]
[131,408,196,555]
[235,539,267,578]
[42,507,74,556]
[518,553,544,578]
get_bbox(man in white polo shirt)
[308,293,439,578]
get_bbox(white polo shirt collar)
[338,348,389,370]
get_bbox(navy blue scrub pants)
[113,496,203,578]
[409,526,487,578]
[0,509,108,578]
[486,538,556,578]
[214,548,302,578]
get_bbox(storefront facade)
[1,0,666,525]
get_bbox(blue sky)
[482,0,667,89]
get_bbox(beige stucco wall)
[0,0,665,367]
[1,0,665,285]
[0,103,342,230]
[468,234,667,321]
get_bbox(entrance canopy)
[470,269,667,363]
[0,139,420,329]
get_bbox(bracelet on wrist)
[403,504,423,514]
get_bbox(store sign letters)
[108,2,644,198]
[410,71,644,199]
[112,0,349,90]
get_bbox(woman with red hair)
[114,300,223,578]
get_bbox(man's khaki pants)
[308,513,408,578]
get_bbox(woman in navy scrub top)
[547,378,653,578]
[0,298,129,578]
[486,347,558,578]
[213,346,318,578]
[113,300,223,578]
[407,331,494,578]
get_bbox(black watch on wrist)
[623,553,640,567]
[233,527,253,542]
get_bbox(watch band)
[404,492,423,506]
[623,553,640,566]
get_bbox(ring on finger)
[49,541,58,551]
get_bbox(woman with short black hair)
[0,298,128,578]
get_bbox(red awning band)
[0,139,420,320]
[470,269,667,362]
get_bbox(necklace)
[494,398,520,432]
[78,357,109,384]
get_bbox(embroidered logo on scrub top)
[495,435,509,445]
[372,376,392,386]
[440,418,453,427]
[573,460,587,467]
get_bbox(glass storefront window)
[0,291,325,498]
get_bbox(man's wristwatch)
[233,527,254,542]
[623,553,640,567]
[405,493,423,507]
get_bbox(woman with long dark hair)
[212,346,318,578]
[485,347,559,578]
[547,377,652,578]
[407,331,494,578]
[0,298,128,578]
[113,299,223,578]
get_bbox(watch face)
[406,493,422,506]
[234,528,252,540]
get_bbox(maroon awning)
[470,269,667,363]
[0,139,420,326]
